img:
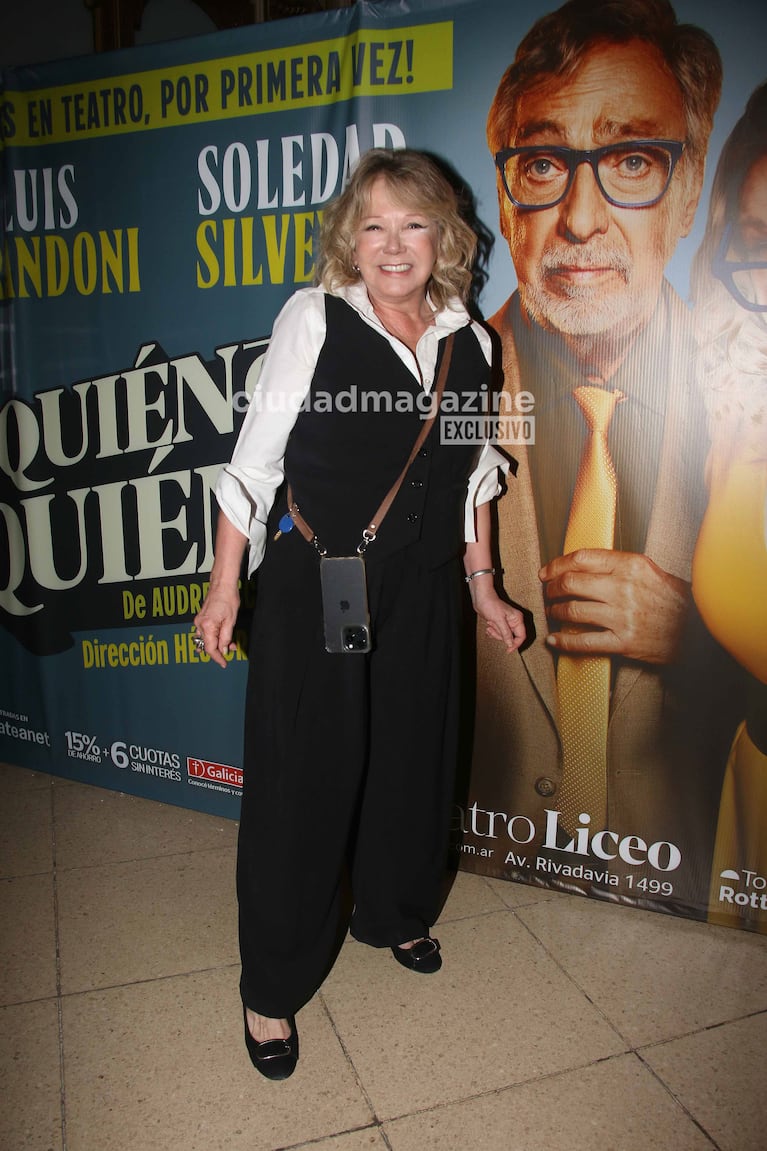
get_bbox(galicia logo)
[187,757,243,789]
[715,868,767,912]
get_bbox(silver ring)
[194,636,205,652]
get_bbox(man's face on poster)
[498,39,703,340]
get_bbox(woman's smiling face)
[353,177,438,309]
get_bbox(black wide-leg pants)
[237,531,462,1017]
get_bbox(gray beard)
[520,278,652,339]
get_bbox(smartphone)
[320,556,372,654]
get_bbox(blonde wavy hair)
[314,149,477,309]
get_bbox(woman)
[194,148,525,1078]
[690,83,767,932]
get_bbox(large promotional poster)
[2,0,765,930]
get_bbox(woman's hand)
[468,576,526,653]
[194,513,249,669]
[194,584,241,669]
[464,503,525,652]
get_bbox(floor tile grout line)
[0,991,62,1010]
[51,841,239,876]
[0,868,57,882]
[437,906,515,929]
[41,898,759,1072]
[507,903,637,1049]
[635,1049,723,1150]
[368,1050,654,1127]
[634,1006,767,1053]
[437,901,568,934]
[49,779,68,1151]
[473,868,582,913]
[316,988,393,1148]
[311,948,705,1147]
[370,1042,738,1134]
[266,1122,390,1151]
[52,907,716,1144]
[54,960,243,1002]
[510,898,767,1051]
[1,768,60,881]
[503,900,759,1147]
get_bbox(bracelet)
[465,568,495,583]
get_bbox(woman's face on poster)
[718,153,767,313]
[737,154,767,307]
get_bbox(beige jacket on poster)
[464,287,735,915]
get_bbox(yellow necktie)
[556,385,624,836]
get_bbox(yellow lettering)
[196,219,219,288]
[44,235,69,296]
[222,216,237,287]
[99,228,123,293]
[16,236,43,298]
[293,210,317,283]
[239,216,263,285]
[263,213,290,284]
[127,227,141,291]
[72,231,97,294]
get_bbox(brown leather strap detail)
[287,332,455,551]
[363,332,454,541]
[285,496,315,545]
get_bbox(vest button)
[535,776,557,798]
[409,480,424,488]
[419,448,429,458]
[407,512,420,524]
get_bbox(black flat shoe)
[243,1007,299,1080]
[391,936,442,974]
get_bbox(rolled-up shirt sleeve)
[216,289,327,575]
[464,443,510,543]
[462,320,509,543]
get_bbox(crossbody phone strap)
[287,332,455,556]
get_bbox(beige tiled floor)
[2,763,766,1151]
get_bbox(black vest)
[274,294,489,567]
